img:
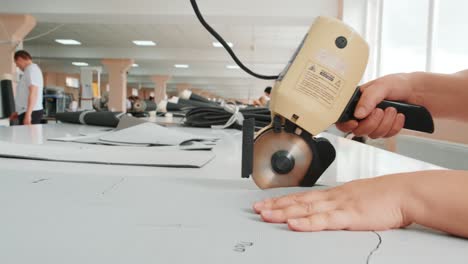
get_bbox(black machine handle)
[338,88,434,134]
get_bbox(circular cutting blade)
[252,129,313,189]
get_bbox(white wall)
[342,0,367,36]
[2,0,339,24]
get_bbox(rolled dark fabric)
[130,100,157,113]
[131,100,147,113]
[167,102,184,111]
[144,100,157,111]
[56,111,122,127]
[189,93,211,104]
[184,106,271,130]
[156,101,188,118]
[1,79,15,118]
[158,98,218,118]
[178,98,218,108]
[84,111,122,127]
[179,89,212,104]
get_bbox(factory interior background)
[2,0,468,262]
[1,0,468,168]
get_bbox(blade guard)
[242,118,336,188]
[241,118,255,179]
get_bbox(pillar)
[101,59,134,112]
[151,75,170,104]
[191,88,202,95]
[176,83,192,94]
[0,15,36,88]
[337,0,344,20]
[200,91,214,99]
[43,72,58,87]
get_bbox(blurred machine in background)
[43,87,71,118]
[93,91,110,111]
[80,67,102,110]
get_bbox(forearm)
[26,85,38,115]
[409,70,468,121]
[404,170,468,238]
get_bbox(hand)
[253,174,413,232]
[337,73,419,139]
[9,112,18,121]
[23,113,32,125]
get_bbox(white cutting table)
[0,123,467,264]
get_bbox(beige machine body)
[268,16,369,136]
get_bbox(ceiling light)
[72,62,89,67]
[226,65,240,70]
[174,64,189,69]
[213,41,233,48]
[132,63,139,67]
[55,39,81,45]
[132,40,157,46]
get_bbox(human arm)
[23,84,39,125]
[411,70,468,122]
[337,70,468,138]
[9,112,18,120]
[253,170,468,238]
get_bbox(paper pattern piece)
[0,141,215,168]
[48,117,217,148]
[48,133,151,147]
[99,122,217,146]
[115,115,148,131]
[48,134,214,150]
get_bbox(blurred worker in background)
[253,86,272,107]
[10,50,44,125]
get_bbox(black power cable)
[190,0,280,80]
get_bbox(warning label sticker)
[295,61,344,108]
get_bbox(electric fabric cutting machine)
[190,1,435,189]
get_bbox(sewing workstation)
[1,0,468,263]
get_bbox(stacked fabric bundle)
[159,89,271,130]
[157,96,220,117]
[50,115,218,150]
[184,106,271,130]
